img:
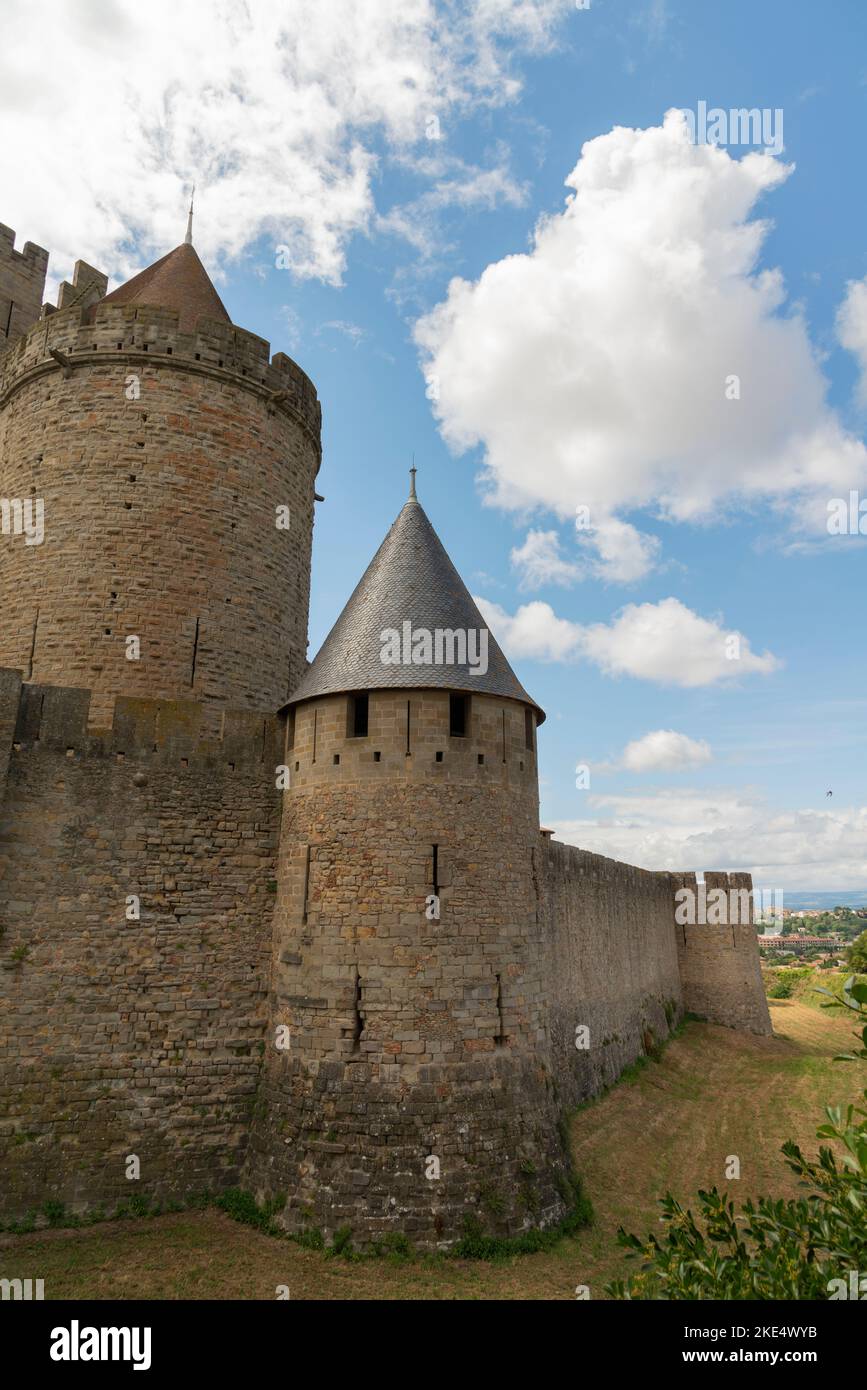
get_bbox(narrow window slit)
[348,693,368,738]
[449,693,468,737]
[351,967,364,1051]
[190,616,200,687]
[495,973,506,1046]
[26,606,39,681]
[302,844,311,924]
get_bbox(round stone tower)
[0,234,321,724]
[249,480,573,1250]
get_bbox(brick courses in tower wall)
[0,302,321,725]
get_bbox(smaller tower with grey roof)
[249,476,573,1249]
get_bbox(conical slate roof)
[99,242,231,332]
[288,488,545,721]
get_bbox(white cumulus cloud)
[0,0,572,290]
[477,593,780,686]
[837,276,867,405]
[510,529,584,588]
[478,596,584,662]
[580,596,780,686]
[620,729,712,772]
[512,518,660,587]
[415,109,867,560]
[580,516,661,583]
[549,790,867,891]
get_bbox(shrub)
[767,976,794,999]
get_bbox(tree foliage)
[847,929,867,974]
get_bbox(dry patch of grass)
[1,1001,857,1300]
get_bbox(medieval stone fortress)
[0,218,770,1249]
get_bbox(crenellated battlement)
[0,670,282,772]
[0,298,321,446]
[0,223,50,353]
[0,223,49,271]
[672,870,771,1034]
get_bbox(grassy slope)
[1,999,859,1301]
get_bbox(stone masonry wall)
[541,842,685,1110]
[0,301,321,726]
[0,673,771,1233]
[0,672,281,1219]
[0,225,48,354]
[247,688,574,1249]
[673,871,772,1035]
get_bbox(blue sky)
[4,0,866,887]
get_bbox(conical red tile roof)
[99,242,230,332]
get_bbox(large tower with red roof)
[0,228,321,727]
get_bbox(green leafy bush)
[767,976,794,999]
[213,1187,282,1235]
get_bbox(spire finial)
[184,185,195,246]
[409,462,417,498]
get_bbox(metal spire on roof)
[184,185,195,246]
[409,463,417,498]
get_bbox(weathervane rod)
[185,184,195,245]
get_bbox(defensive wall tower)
[672,870,772,1035]
[0,212,772,1232]
[248,480,575,1248]
[0,229,321,726]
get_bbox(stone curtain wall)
[673,871,772,1035]
[247,689,573,1249]
[0,300,321,727]
[541,852,772,1108]
[0,673,281,1218]
[0,674,772,1232]
[541,842,685,1109]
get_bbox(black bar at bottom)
[5,1297,857,1375]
